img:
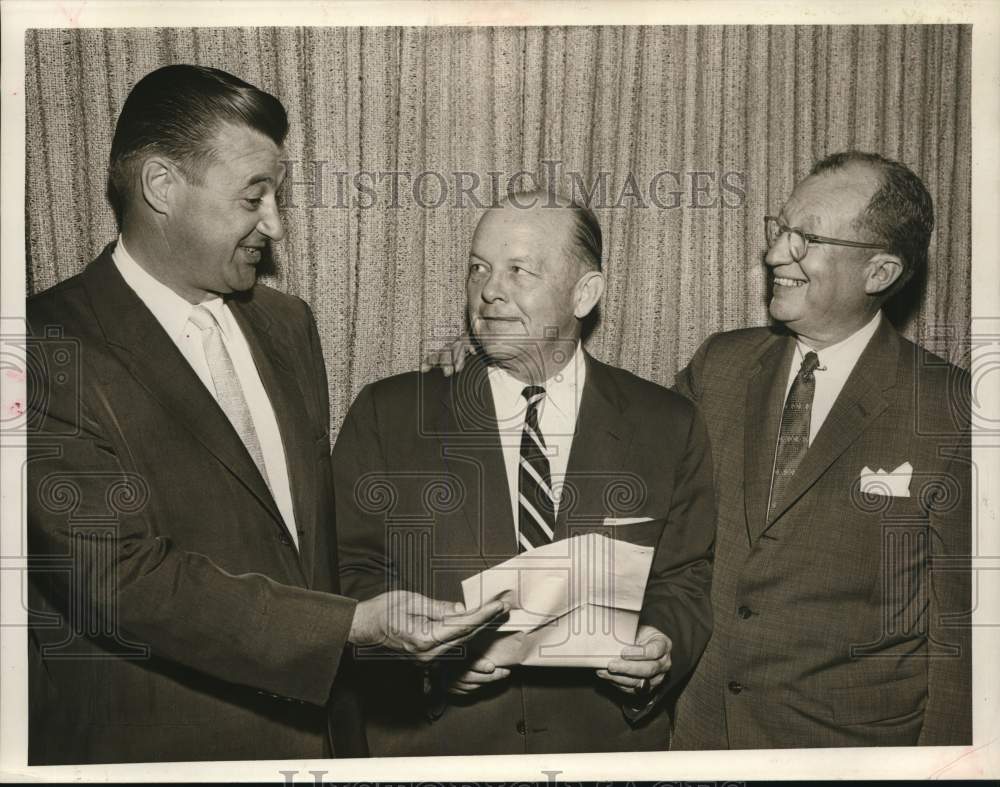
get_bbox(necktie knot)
[521,385,546,406]
[188,304,218,332]
[798,351,821,382]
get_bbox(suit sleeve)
[638,400,716,694]
[26,307,356,707]
[673,333,715,403]
[919,421,972,744]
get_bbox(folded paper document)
[460,532,654,667]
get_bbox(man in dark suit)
[26,64,503,765]
[334,193,716,755]
[670,151,972,748]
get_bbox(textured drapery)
[25,25,971,436]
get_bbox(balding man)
[671,151,972,748]
[333,193,716,755]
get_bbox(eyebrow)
[244,174,276,187]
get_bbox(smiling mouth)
[239,246,264,262]
[773,276,806,288]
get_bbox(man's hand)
[596,625,672,695]
[349,590,508,662]
[447,657,511,695]
[420,334,475,376]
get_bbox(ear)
[863,252,905,296]
[573,270,605,319]
[139,156,182,215]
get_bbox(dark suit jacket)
[333,352,716,755]
[671,320,972,749]
[26,246,364,764]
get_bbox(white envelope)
[859,461,913,497]
[472,606,640,668]
[460,533,654,667]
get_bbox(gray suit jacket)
[671,320,971,749]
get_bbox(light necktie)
[518,385,556,552]
[768,350,821,514]
[188,304,270,487]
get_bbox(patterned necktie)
[768,350,821,514]
[188,305,271,487]
[517,385,556,552]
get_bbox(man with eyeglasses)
[669,151,971,749]
[424,151,972,749]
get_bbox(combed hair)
[107,64,288,225]
[811,151,934,298]
[502,189,603,272]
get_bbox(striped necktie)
[768,350,821,514]
[518,385,556,552]
[188,304,271,487]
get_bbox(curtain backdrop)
[24,25,972,437]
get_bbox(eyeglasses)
[764,216,885,263]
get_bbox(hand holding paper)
[596,624,672,695]
[460,533,656,668]
[350,590,509,662]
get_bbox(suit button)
[279,533,292,546]
[516,720,526,735]
[728,680,743,695]
[737,605,752,619]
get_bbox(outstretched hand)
[350,590,508,663]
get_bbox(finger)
[435,599,508,634]
[621,636,667,661]
[449,339,468,371]
[596,669,646,691]
[454,666,510,684]
[448,686,471,695]
[422,597,467,621]
[605,659,661,679]
[410,601,508,657]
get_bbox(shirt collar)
[112,235,229,340]
[794,310,882,372]
[487,342,587,419]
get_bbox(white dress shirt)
[784,310,882,446]
[113,237,299,548]
[487,343,586,545]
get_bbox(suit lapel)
[437,355,518,565]
[84,250,286,535]
[763,318,897,531]
[229,297,314,576]
[744,333,796,543]
[558,354,631,536]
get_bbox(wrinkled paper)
[460,532,654,667]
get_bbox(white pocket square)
[601,516,654,526]
[859,462,913,498]
[601,516,653,527]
